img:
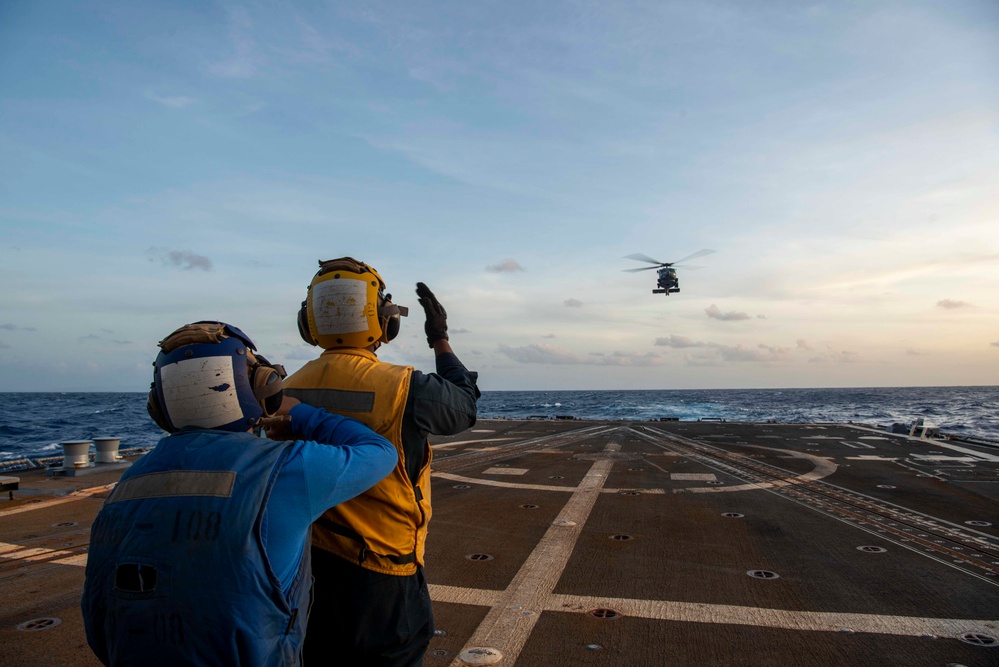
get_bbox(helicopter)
[623,249,716,295]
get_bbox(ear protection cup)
[146,384,173,433]
[249,353,286,417]
[297,299,317,346]
[384,314,400,342]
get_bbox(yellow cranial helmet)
[298,257,408,349]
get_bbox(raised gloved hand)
[416,282,448,348]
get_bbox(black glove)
[416,282,448,347]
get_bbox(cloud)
[655,335,702,348]
[937,299,971,310]
[487,259,524,273]
[542,333,556,339]
[498,343,665,366]
[796,339,812,350]
[450,328,470,334]
[705,304,751,321]
[656,335,792,363]
[991,342,999,348]
[809,350,862,363]
[146,92,196,108]
[147,247,213,271]
[564,298,583,308]
[205,8,260,78]
[1,323,37,332]
[77,334,101,343]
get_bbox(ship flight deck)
[1,419,997,666]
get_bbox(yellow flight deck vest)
[284,348,432,576]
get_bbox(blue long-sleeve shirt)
[262,404,396,591]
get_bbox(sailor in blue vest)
[81,321,397,667]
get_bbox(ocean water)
[1,386,996,462]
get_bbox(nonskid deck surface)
[1,420,997,666]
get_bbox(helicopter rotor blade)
[623,265,662,273]
[624,253,665,265]
[671,248,716,266]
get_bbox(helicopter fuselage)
[654,267,680,294]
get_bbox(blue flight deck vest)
[82,430,311,667]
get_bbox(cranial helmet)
[297,257,409,349]
[147,321,287,433]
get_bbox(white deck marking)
[0,541,87,567]
[429,585,999,639]
[671,473,717,481]
[482,468,529,476]
[433,472,573,493]
[0,483,115,517]
[447,441,619,666]
[843,441,875,449]
[545,594,999,638]
[431,438,518,450]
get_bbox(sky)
[1,1,998,392]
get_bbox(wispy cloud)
[564,298,583,308]
[487,259,524,273]
[705,304,751,321]
[498,343,665,366]
[1,323,37,332]
[146,247,213,271]
[656,335,796,363]
[655,335,701,348]
[937,298,971,310]
[809,350,862,364]
[145,92,196,108]
[205,8,260,78]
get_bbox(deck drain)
[494,464,510,467]
[609,534,634,541]
[722,512,744,518]
[433,629,448,637]
[857,546,887,553]
[553,519,577,527]
[707,480,725,485]
[51,521,78,528]
[619,490,641,496]
[465,553,494,561]
[747,570,780,579]
[966,520,992,527]
[587,608,621,619]
[453,484,471,490]
[430,649,450,658]
[17,617,61,632]
[628,467,644,472]
[549,475,564,480]
[519,504,539,510]
[957,632,998,647]
[877,485,896,489]
[585,644,604,651]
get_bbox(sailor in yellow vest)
[286,258,480,667]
